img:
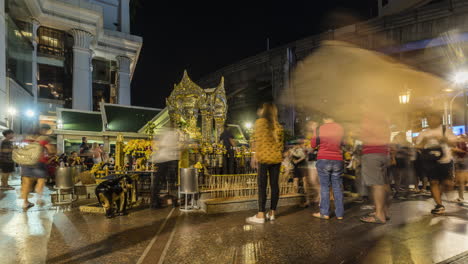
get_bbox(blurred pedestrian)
[151,124,181,208]
[220,124,236,174]
[247,103,284,224]
[0,129,15,190]
[416,113,456,214]
[390,132,411,195]
[311,115,345,220]
[305,121,320,206]
[20,124,55,209]
[291,143,307,194]
[452,135,468,203]
[359,112,392,224]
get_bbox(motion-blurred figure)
[0,129,15,190]
[21,124,55,209]
[220,124,236,174]
[452,134,468,203]
[359,112,392,224]
[151,125,181,208]
[416,113,456,214]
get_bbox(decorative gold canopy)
[167,71,227,142]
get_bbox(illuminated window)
[38,27,66,57]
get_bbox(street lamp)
[399,88,411,134]
[399,90,411,105]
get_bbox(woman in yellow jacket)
[247,103,284,224]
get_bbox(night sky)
[130,0,377,109]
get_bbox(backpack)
[12,141,43,166]
[420,126,446,162]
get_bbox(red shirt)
[311,122,344,161]
[361,115,390,155]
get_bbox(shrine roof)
[101,103,162,133]
[58,109,103,132]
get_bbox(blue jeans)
[316,159,344,217]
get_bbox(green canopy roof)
[103,105,161,132]
[61,111,102,132]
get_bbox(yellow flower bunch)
[123,139,153,158]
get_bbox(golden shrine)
[166,70,227,143]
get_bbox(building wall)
[0,0,142,134]
[88,0,121,32]
[0,0,7,130]
[198,0,468,135]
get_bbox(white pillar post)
[116,55,131,105]
[31,19,39,105]
[120,0,130,34]
[57,134,64,153]
[0,0,7,129]
[70,29,94,111]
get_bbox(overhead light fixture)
[25,110,35,118]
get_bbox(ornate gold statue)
[167,71,227,143]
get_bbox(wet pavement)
[0,172,467,264]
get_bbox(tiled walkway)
[0,172,467,264]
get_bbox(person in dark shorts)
[359,112,392,224]
[0,129,15,190]
[21,124,56,209]
[416,113,456,214]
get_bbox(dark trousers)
[257,163,281,212]
[223,151,235,174]
[151,160,178,208]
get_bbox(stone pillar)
[70,29,94,111]
[0,0,7,129]
[120,0,130,34]
[116,55,131,105]
[56,134,64,153]
[103,136,110,153]
[31,19,39,104]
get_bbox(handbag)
[13,141,43,166]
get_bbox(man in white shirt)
[151,126,181,208]
[416,113,456,214]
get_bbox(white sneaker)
[246,215,265,224]
[266,212,275,221]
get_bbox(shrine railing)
[200,173,295,199]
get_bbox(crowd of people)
[0,128,116,210]
[1,103,467,217]
[246,103,468,224]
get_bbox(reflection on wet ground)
[0,172,467,264]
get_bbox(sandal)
[368,212,390,221]
[360,215,386,224]
[312,212,330,220]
